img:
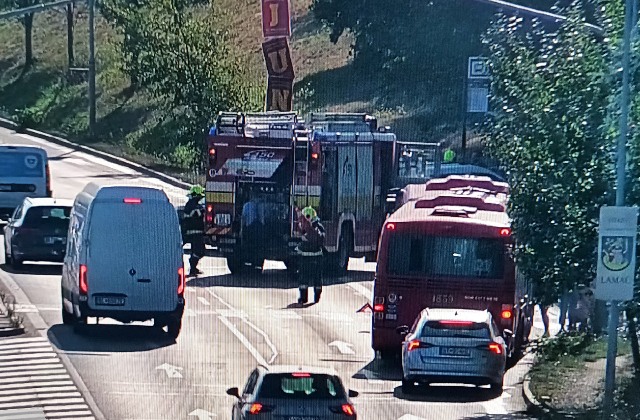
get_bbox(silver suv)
[397,308,508,394]
[227,365,359,419]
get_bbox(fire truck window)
[388,234,504,279]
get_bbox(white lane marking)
[0,374,71,384]
[0,337,48,346]
[0,391,81,403]
[47,415,93,420]
[0,363,64,373]
[0,342,57,351]
[196,297,210,306]
[0,381,74,390]
[218,316,269,367]
[188,408,217,419]
[270,310,302,320]
[0,397,85,409]
[207,289,279,364]
[155,363,183,379]
[184,309,197,317]
[0,407,46,420]
[0,385,78,396]
[397,415,427,420]
[0,346,55,355]
[0,352,57,361]
[41,403,91,411]
[0,368,68,378]
[346,282,373,300]
[328,340,355,355]
[481,391,509,415]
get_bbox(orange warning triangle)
[356,302,372,313]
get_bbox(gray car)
[227,365,359,419]
[398,308,508,394]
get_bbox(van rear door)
[0,147,48,217]
[87,199,182,313]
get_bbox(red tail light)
[386,222,396,230]
[329,403,356,416]
[501,304,513,320]
[45,163,52,197]
[123,198,142,204]
[205,204,213,224]
[79,264,88,295]
[292,372,310,377]
[439,320,474,326]
[408,339,421,351]
[499,228,511,236]
[373,304,384,312]
[177,267,185,295]
[248,403,273,414]
[489,342,503,355]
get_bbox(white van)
[0,145,51,220]
[61,183,185,339]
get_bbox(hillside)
[0,0,478,179]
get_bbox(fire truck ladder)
[290,126,312,238]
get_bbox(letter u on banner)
[262,37,295,80]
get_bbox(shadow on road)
[187,267,372,290]
[47,324,174,353]
[1,262,62,276]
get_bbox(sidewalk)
[0,292,24,337]
[522,332,639,419]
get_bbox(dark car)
[227,365,358,419]
[3,197,73,268]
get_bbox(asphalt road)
[0,126,544,420]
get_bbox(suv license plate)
[439,346,471,357]
[288,417,319,420]
[95,296,125,306]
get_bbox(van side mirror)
[226,387,240,399]
[348,389,359,398]
[396,325,409,336]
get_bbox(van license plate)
[44,237,66,244]
[95,296,125,306]
[439,347,471,357]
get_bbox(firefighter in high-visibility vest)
[295,206,326,304]
[183,185,206,277]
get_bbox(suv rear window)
[22,206,71,228]
[257,374,346,399]
[420,320,490,339]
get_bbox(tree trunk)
[23,13,34,69]
[627,309,640,373]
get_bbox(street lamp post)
[88,0,96,137]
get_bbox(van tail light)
[488,342,503,355]
[177,267,185,296]
[330,404,356,416]
[248,403,273,414]
[373,303,385,312]
[45,163,52,197]
[205,204,214,224]
[123,198,142,204]
[79,264,88,295]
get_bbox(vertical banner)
[262,37,295,80]
[262,0,291,38]
[595,206,638,301]
[266,77,294,111]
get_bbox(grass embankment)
[529,332,639,419]
[0,1,470,180]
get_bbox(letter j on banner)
[595,206,638,301]
[262,0,291,38]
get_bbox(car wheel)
[402,379,417,395]
[9,250,22,269]
[167,316,182,340]
[490,379,503,393]
[4,250,10,265]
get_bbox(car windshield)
[257,374,346,399]
[420,320,491,339]
[22,206,71,229]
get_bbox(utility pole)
[66,2,74,69]
[88,0,96,137]
[603,0,634,414]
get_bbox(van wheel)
[10,251,22,269]
[72,315,88,334]
[167,316,182,340]
[329,225,353,275]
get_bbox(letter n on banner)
[262,37,295,80]
[266,77,293,111]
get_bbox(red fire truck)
[372,175,533,359]
[204,111,398,274]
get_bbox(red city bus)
[372,175,532,359]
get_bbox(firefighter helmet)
[188,185,205,197]
[301,206,317,220]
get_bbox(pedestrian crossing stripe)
[0,337,95,420]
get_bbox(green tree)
[484,3,614,306]
[0,0,43,68]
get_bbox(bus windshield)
[387,234,505,278]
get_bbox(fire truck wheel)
[227,257,244,275]
[330,224,353,275]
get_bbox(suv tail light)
[45,163,52,197]
[177,267,185,296]
[248,403,274,414]
[79,264,88,295]
[330,404,356,416]
[407,339,433,351]
[488,342,503,355]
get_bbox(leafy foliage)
[100,0,262,167]
[484,3,614,305]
